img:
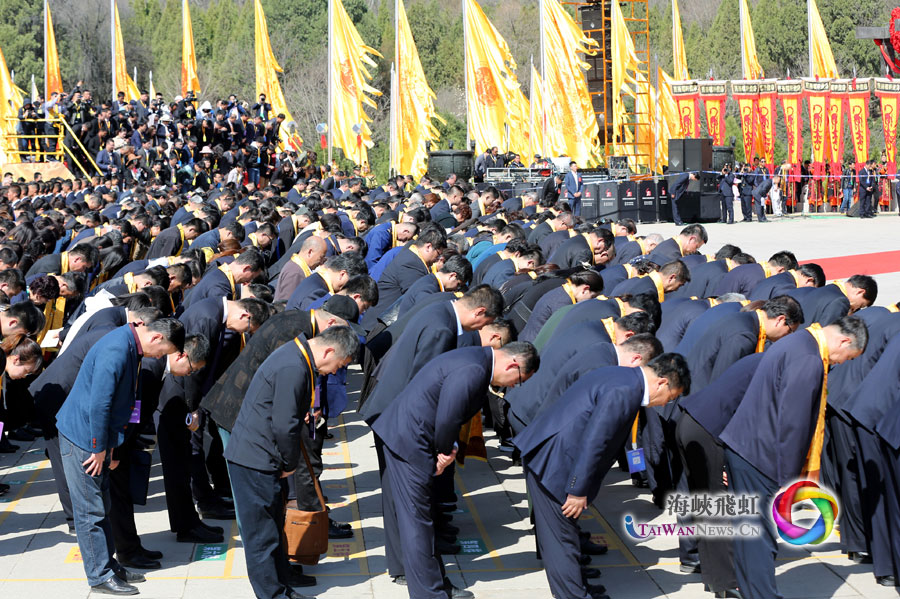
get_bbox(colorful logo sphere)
[771,481,839,545]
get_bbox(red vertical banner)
[827,80,848,191]
[804,79,830,206]
[731,81,759,162]
[698,80,727,146]
[874,78,900,177]
[756,80,777,170]
[671,80,701,138]
[847,78,872,172]
[777,80,804,183]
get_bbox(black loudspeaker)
[581,183,598,221]
[617,180,639,221]
[668,139,685,172]
[427,150,474,181]
[683,138,713,173]
[581,181,618,221]
[657,178,672,222]
[680,191,721,223]
[513,182,534,198]
[847,201,860,217]
[638,179,658,223]
[712,146,735,172]
[699,173,718,193]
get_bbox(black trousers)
[740,194,753,220]
[156,400,202,533]
[526,468,591,599]
[383,445,447,599]
[675,413,736,592]
[720,193,734,223]
[45,434,74,526]
[287,418,326,510]
[228,461,293,599]
[880,439,900,579]
[859,190,872,217]
[109,441,142,557]
[724,448,782,599]
[823,414,867,554]
[855,426,898,578]
[375,434,405,578]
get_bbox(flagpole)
[808,0,813,77]
[539,0,547,157]
[43,0,48,100]
[739,0,747,80]
[390,63,396,176]
[463,0,470,151]
[394,0,399,173]
[327,0,334,165]
[111,0,117,102]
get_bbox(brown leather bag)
[283,441,329,565]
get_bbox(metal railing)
[2,115,99,177]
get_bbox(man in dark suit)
[183,249,267,309]
[285,252,367,311]
[748,262,825,300]
[527,212,574,246]
[644,224,707,266]
[145,218,207,260]
[609,260,690,302]
[519,270,603,343]
[373,343,539,599]
[750,175,778,222]
[712,250,798,297]
[26,244,98,278]
[514,354,689,599]
[609,233,662,266]
[858,159,877,218]
[719,316,867,599]
[55,320,184,596]
[225,327,359,599]
[393,255,473,318]
[718,166,736,223]
[668,172,697,225]
[784,274,876,327]
[667,248,751,300]
[537,293,660,350]
[547,227,614,270]
[563,161,584,215]
[189,221,246,254]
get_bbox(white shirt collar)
[451,302,463,336]
[638,367,651,407]
[489,347,495,383]
[221,296,229,324]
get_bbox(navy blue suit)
[669,260,729,300]
[548,235,593,269]
[609,273,660,300]
[669,172,690,224]
[785,284,849,327]
[609,239,645,265]
[550,298,623,344]
[395,273,443,317]
[750,178,771,221]
[364,222,396,268]
[674,301,744,357]
[183,266,235,309]
[363,246,429,327]
[687,311,764,392]
[519,286,577,343]
[718,173,735,223]
[645,237,683,266]
[285,271,330,311]
[748,271,798,300]
[656,298,710,351]
[146,225,186,259]
[712,262,767,297]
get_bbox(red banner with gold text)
[847,78,872,172]
[732,81,759,162]
[827,80,848,182]
[698,80,727,146]
[804,78,830,203]
[671,80,701,138]
[777,80,804,180]
[757,80,777,170]
[874,78,900,177]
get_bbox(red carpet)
[801,250,900,280]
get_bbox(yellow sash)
[434,273,445,292]
[581,233,594,265]
[832,280,849,297]
[390,223,399,248]
[707,297,720,307]
[740,299,751,306]
[647,271,665,303]
[176,224,186,256]
[614,297,626,317]
[218,264,236,297]
[561,279,577,304]
[754,310,768,353]
[622,264,637,279]
[123,272,137,293]
[548,220,558,233]
[801,323,830,480]
[725,258,736,271]
[291,254,312,277]
[293,338,317,410]
[37,296,67,346]
[601,317,617,343]
[636,238,648,255]
[59,251,69,274]
[314,268,335,294]
[788,269,803,287]
[248,232,259,248]
[409,245,429,270]
[705,254,715,262]
[674,236,685,256]
[626,234,636,242]
[761,263,773,278]
[888,303,900,313]
[527,271,538,279]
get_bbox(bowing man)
[514,354,690,599]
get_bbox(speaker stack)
[616,180,639,222]
[667,137,720,223]
[579,3,611,144]
[581,181,620,221]
[638,179,658,223]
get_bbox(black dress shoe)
[438,523,460,536]
[289,569,317,587]
[176,525,224,543]
[580,538,608,555]
[91,575,139,595]
[714,589,743,598]
[198,503,236,520]
[581,566,601,578]
[139,547,163,560]
[498,439,515,452]
[7,428,34,442]
[288,592,316,599]
[680,560,702,573]
[586,582,606,595]
[877,575,897,586]
[579,554,592,566]
[114,567,146,583]
[117,553,161,570]
[198,521,225,534]
[328,519,353,539]
[68,523,76,534]
[392,575,407,586]
[443,578,474,599]
[847,551,872,564]
[0,438,19,453]
[436,538,461,554]
[0,483,9,496]
[333,520,352,531]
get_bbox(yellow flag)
[113,1,141,102]
[809,0,838,78]
[508,87,533,160]
[611,0,640,159]
[0,44,24,163]
[149,70,156,100]
[395,0,443,179]
[739,0,763,80]
[464,0,523,154]
[181,0,201,96]
[330,0,382,167]
[44,0,62,98]
[540,0,603,166]
[529,64,546,158]
[254,0,303,150]
[672,0,689,80]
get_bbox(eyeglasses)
[185,354,198,375]
[515,364,523,388]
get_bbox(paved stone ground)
[1,215,899,598]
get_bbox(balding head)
[300,235,328,270]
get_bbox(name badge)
[626,448,646,473]
[129,401,141,424]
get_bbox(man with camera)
[718,163,736,224]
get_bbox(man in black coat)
[527,211,574,246]
[644,224,707,266]
[145,218,206,260]
[373,343,539,599]
[711,251,798,297]
[719,317,867,599]
[718,167,736,223]
[547,227,614,270]
[609,260,690,302]
[285,252,367,311]
[514,354,689,599]
[225,327,359,599]
[183,249,267,309]
[784,274,876,327]
[668,172,696,225]
[749,175,778,222]
[26,245,98,278]
[748,262,825,300]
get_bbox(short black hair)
[763,295,804,327]
[325,252,368,277]
[145,317,185,352]
[680,224,708,244]
[834,315,868,352]
[68,244,99,268]
[768,251,799,271]
[460,284,504,318]
[615,310,655,335]
[620,292,661,331]
[847,274,878,303]
[341,274,379,306]
[568,269,603,293]
[222,220,246,242]
[799,263,826,287]
[660,259,690,284]
[139,265,170,288]
[233,248,267,272]
[183,333,211,365]
[620,333,663,361]
[501,340,540,375]
[141,285,174,315]
[0,268,24,294]
[649,352,691,395]
[440,255,474,288]
[235,298,271,328]
[6,301,45,335]
[714,244,742,260]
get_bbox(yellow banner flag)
[809,0,838,78]
[611,0,640,159]
[330,0,382,167]
[508,87,533,160]
[0,45,24,163]
[540,0,603,166]
[530,64,546,158]
[181,0,201,96]
[464,0,523,155]
[657,68,680,141]
[113,1,141,102]
[395,0,443,179]
[149,70,156,100]
[44,0,62,98]
[254,0,303,151]
[672,0,689,80]
[739,0,763,80]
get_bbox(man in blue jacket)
[56,319,185,596]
